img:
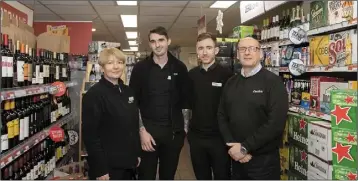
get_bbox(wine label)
[46,65,50,77]
[17,60,25,81]
[51,111,56,123]
[35,65,40,83]
[56,66,60,80]
[13,118,19,136]
[62,67,67,77]
[6,121,14,139]
[24,63,28,81]
[19,118,24,141]
[24,116,29,138]
[1,134,8,151]
[7,57,13,77]
[2,56,7,77]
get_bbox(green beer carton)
[333,165,357,180]
[288,113,320,148]
[310,1,328,29]
[332,128,357,168]
[330,89,357,130]
[289,143,308,179]
[288,170,306,180]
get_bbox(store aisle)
[176,139,196,179]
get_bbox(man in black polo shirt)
[187,32,233,180]
[218,36,288,179]
[129,26,190,180]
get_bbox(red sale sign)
[50,81,66,97]
[49,126,65,142]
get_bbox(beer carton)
[289,143,308,179]
[309,35,330,66]
[330,89,357,130]
[310,1,328,29]
[351,29,357,64]
[308,121,332,161]
[328,1,355,25]
[348,81,357,90]
[288,170,306,180]
[331,128,357,168]
[308,154,333,179]
[328,30,352,66]
[280,146,289,174]
[333,165,358,180]
[307,170,325,180]
[320,82,349,114]
[310,76,341,111]
[288,113,309,148]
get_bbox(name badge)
[212,82,222,87]
[167,76,172,80]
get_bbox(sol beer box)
[328,30,352,66]
[288,112,321,149]
[308,121,332,162]
[308,153,333,179]
[289,143,308,179]
[351,29,357,64]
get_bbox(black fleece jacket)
[218,68,288,155]
[82,77,141,178]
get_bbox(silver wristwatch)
[240,146,248,155]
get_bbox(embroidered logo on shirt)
[173,73,178,76]
[253,90,263,93]
[212,82,222,87]
[167,76,172,80]
[128,96,134,103]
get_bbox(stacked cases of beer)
[330,89,357,180]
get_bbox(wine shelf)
[0,113,75,169]
[1,81,78,101]
[307,21,357,36]
[288,104,331,121]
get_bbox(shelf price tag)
[1,162,5,168]
[8,156,13,163]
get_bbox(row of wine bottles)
[1,33,71,89]
[1,128,70,180]
[1,90,71,154]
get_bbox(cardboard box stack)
[307,121,333,179]
[330,89,357,180]
[215,38,238,73]
[288,113,321,179]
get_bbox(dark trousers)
[231,149,281,180]
[138,131,185,180]
[89,168,136,180]
[187,132,231,180]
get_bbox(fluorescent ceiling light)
[92,28,96,32]
[210,1,237,8]
[116,1,137,6]
[125,31,137,39]
[130,46,138,51]
[120,15,137,27]
[128,40,137,46]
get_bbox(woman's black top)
[82,76,141,178]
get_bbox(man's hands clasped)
[140,127,156,152]
[226,143,253,163]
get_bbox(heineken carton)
[308,153,333,179]
[333,165,358,180]
[287,170,306,180]
[330,89,357,130]
[307,170,325,180]
[331,127,357,168]
[289,143,308,179]
[308,121,332,161]
[288,113,321,149]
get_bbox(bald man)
[217,37,288,180]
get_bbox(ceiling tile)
[175,16,200,25]
[46,5,96,15]
[140,1,188,7]
[33,4,53,14]
[34,14,62,21]
[141,23,172,30]
[100,15,121,21]
[104,21,123,27]
[140,7,182,16]
[90,1,116,6]
[139,16,176,23]
[181,7,218,17]
[95,6,138,15]
[187,1,215,8]
[61,14,98,21]
[38,0,90,5]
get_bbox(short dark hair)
[148,26,169,40]
[197,32,217,45]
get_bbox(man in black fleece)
[129,26,190,180]
[218,37,288,180]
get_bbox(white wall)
[5,1,33,27]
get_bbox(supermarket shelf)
[1,81,78,101]
[266,64,357,73]
[307,21,357,36]
[0,113,75,169]
[288,104,331,121]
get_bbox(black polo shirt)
[188,62,233,137]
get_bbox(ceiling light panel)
[126,31,138,39]
[117,1,137,6]
[210,1,237,8]
[120,15,137,27]
[128,40,137,46]
[130,46,138,51]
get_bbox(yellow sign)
[47,25,68,36]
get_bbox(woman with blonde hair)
[82,48,141,180]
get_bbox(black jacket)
[129,52,190,134]
[218,68,288,156]
[82,77,141,178]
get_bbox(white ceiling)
[19,0,241,51]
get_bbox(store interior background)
[1,0,357,180]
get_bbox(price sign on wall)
[240,1,265,23]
